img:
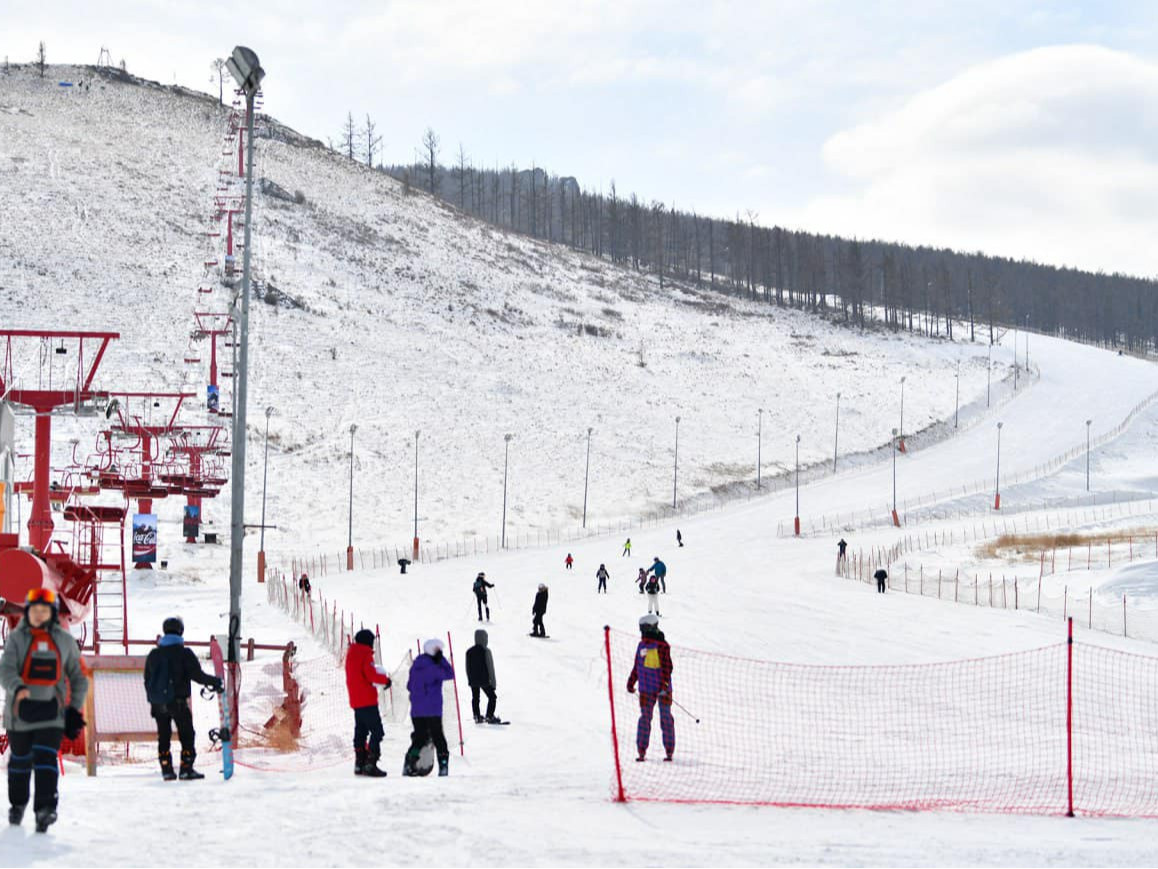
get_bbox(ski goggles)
[25,588,57,606]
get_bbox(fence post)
[1066,617,1074,818]
[1123,594,1127,637]
[1088,588,1093,630]
[604,626,626,803]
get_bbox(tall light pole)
[1085,419,1092,492]
[347,423,357,570]
[756,409,763,489]
[1013,325,1019,391]
[413,430,420,561]
[582,426,593,528]
[994,421,1004,510]
[1025,314,1030,373]
[258,405,274,582]
[954,361,960,428]
[833,392,841,474]
[501,433,513,548]
[891,427,899,527]
[224,45,264,670]
[672,416,681,510]
[898,375,906,450]
[987,344,992,408]
[793,434,801,536]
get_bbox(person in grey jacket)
[465,629,499,723]
[0,588,89,833]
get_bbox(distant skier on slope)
[644,574,662,616]
[837,539,847,565]
[404,639,455,777]
[649,557,668,593]
[531,584,549,637]
[466,629,501,724]
[676,529,684,548]
[596,563,610,594]
[298,572,312,596]
[473,572,494,622]
[622,537,632,557]
[626,614,674,763]
[345,628,390,777]
[565,553,574,570]
[637,567,648,595]
[874,568,888,594]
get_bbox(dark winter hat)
[354,629,375,647]
[162,616,184,636]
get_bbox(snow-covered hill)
[2,63,1007,556]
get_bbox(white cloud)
[798,45,1158,276]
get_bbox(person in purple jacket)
[404,638,456,777]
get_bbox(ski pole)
[669,697,700,724]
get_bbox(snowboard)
[477,719,511,726]
[208,637,235,781]
[528,633,551,639]
[404,738,436,776]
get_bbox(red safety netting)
[604,625,1158,816]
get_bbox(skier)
[644,573,662,615]
[837,539,848,564]
[298,572,312,596]
[676,529,684,548]
[874,568,888,593]
[465,629,500,723]
[565,553,574,570]
[637,567,648,595]
[473,572,494,622]
[345,628,390,777]
[143,616,222,781]
[0,589,88,833]
[531,583,549,637]
[596,563,610,594]
[404,639,455,777]
[649,557,668,593]
[626,613,674,762]
[622,537,632,557]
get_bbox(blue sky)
[4,0,1156,275]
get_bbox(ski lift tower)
[105,390,194,517]
[166,425,228,542]
[192,312,234,410]
[0,330,118,553]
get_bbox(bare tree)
[453,144,468,209]
[364,115,382,167]
[36,42,46,78]
[421,127,440,194]
[340,112,357,161]
[210,58,227,105]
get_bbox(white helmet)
[423,638,444,656]
[639,614,660,628]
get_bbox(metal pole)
[347,424,357,567]
[833,392,840,473]
[226,87,256,665]
[899,375,906,443]
[756,409,763,489]
[954,362,959,428]
[501,433,512,548]
[987,344,992,407]
[794,434,801,533]
[260,406,273,551]
[413,429,420,543]
[891,427,898,513]
[1085,419,1091,492]
[995,421,1004,507]
[582,426,592,528]
[1025,314,1030,372]
[673,416,681,509]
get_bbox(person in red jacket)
[345,629,391,777]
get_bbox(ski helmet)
[639,614,660,630]
[162,616,184,636]
[354,628,375,647]
[24,588,59,615]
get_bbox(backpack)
[146,651,177,706]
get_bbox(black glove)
[64,706,86,740]
[432,649,444,663]
[212,676,225,692]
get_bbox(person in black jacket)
[143,617,222,780]
[595,564,610,594]
[531,584,549,637]
[465,629,499,723]
[473,572,495,622]
[874,568,888,594]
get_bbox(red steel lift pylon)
[192,312,234,401]
[105,391,193,517]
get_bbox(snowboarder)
[404,639,455,777]
[626,614,674,762]
[596,564,610,593]
[345,628,391,777]
[473,572,494,622]
[531,584,549,637]
[874,568,888,593]
[298,572,312,596]
[565,553,574,570]
[645,574,662,615]
[676,529,684,548]
[649,557,668,593]
[637,567,648,595]
[143,616,222,781]
[0,589,88,833]
[466,629,500,723]
[622,537,632,557]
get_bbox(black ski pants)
[532,612,546,637]
[154,701,197,758]
[877,578,887,593]
[353,705,385,754]
[598,577,607,593]
[408,716,449,761]
[475,594,490,621]
[7,728,62,812]
[470,685,497,720]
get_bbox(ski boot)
[362,750,388,778]
[664,753,674,763]
[402,750,418,777]
[8,805,25,826]
[485,715,503,725]
[474,715,484,724]
[438,756,449,777]
[159,752,177,781]
[635,752,646,762]
[354,747,367,776]
[178,750,205,780]
[33,808,56,834]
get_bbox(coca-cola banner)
[132,513,158,564]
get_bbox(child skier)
[465,629,500,723]
[596,564,610,593]
[622,537,632,557]
[404,639,455,777]
[144,616,222,781]
[345,628,391,777]
[637,567,648,594]
[531,584,549,637]
[645,574,662,615]
[565,553,574,570]
[626,614,674,762]
[0,589,88,833]
[473,572,494,622]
